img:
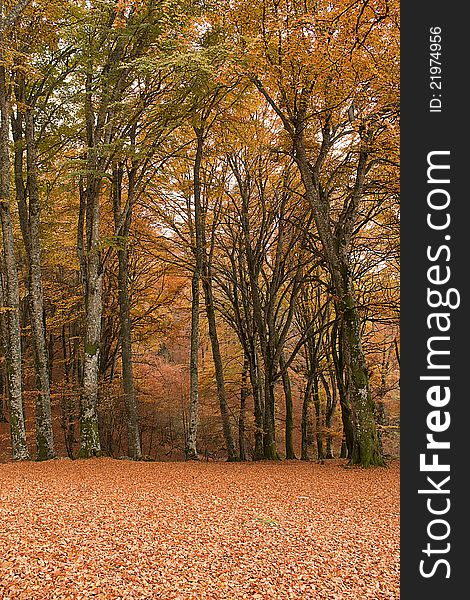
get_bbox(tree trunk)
[300,395,309,461]
[249,346,264,461]
[60,325,76,459]
[77,174,102,458]
[186,126,203,462]
[340,290,384,466]
[292,129,383,467]
[0,373,7,422]
[332,319,354,461]
[313,375,324,460]
[79,259,102,458]
[0,63,29,460]
[76,59,103,459]
[262,362,278,460]
[193,127,237,462]
[186,270,199,460]
[321,369,336,459]
[23,108,55,460]
[280,352,296,459]
[117,228,141,460]
[301,377,314,461]
[112,166,141,460]
[374,343,390,456]
[0,273,10,422]
[202,277,237,461]
[238,355,249,461]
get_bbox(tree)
[221,148,315,459]
[11,81,56,460]
[9,3,67,458]
[74,0,174,457]
[111,160,141,459]
[0,0,31,460]
[230,0,399,466]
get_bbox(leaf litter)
[0,458,399,599]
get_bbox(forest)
[0,0,399,468]
[0,0,401,597]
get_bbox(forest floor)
[0,459,399,600]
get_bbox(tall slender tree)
[11,81,55,459]
[0,1,31,460]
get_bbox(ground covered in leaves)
[0,459,399,599]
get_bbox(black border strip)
[401,2,466,597]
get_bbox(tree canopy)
[0,0,399,467]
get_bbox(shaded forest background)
[0,0,399,464]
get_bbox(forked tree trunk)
[295,137,383,466]
[240,93,384,466]
[24,108,55,460]
[0,63,29,460]
[12,92,55,460]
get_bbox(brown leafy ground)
[0,459,399,600]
